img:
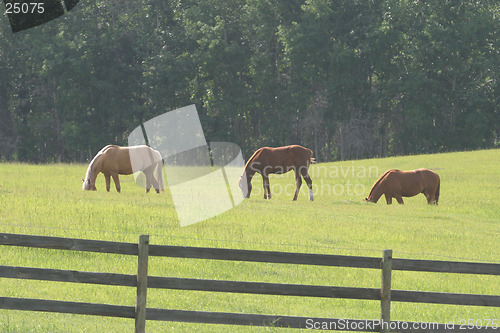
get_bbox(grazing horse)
[82,145,164,193]
[365,168,440,205]
[238,145,314,201]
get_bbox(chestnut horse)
[82,145,164,193]
[238,145,314,201]
[365,168,440,204]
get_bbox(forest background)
[0,0,498,163]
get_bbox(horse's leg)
[262,176,267,199]
[111,173,121,193]
[385,194,392,204]
[145,171,160,193]
[152,176,160,193]
[145,175,151,193]
[149,168,160,194]
[263,175,270,199]
[395,195,404,204]
[104,173,111,192]
[144,170,152,193]
[293,172,302,201]
[301,168,313,201]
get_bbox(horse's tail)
[435,180,440,205]
[307,148,315,163]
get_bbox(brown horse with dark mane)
[365,168,440,204]
[238,145,314,201]
[82,145,164,193]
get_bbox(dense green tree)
[0,0,498,162]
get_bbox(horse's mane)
[243,147,264,171]
[99,145,118,153]
[367,169,396,199]
[85,145,116,180]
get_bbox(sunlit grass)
[0,149,499,332]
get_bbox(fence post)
[135,235,149,333]
[380,249,392,333]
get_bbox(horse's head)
[238,174,251,198]
[82,178,97,191]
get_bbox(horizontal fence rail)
[0,232,499,332]
[1,266,498,308]
[2,233,498,274]
[0,232,139,255]
[149,244,383,268]
[0,296,136,319]
[1,296,498,333]
[392,258,500,275]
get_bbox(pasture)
[0,149,499,332]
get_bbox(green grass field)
[0,149,499,332]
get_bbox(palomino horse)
[365,168,440,204]
[238,145,314,201]
[82,145,164,193]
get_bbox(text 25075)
[5,2,44,14]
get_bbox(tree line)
[0,0,498,163]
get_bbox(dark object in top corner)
[4,0,79,33]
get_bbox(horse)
[238,145,314,201]
[82,145,164,193]
[365,168,440,205]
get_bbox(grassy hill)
[0,149,498,332]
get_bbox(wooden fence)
[0,232,499,332]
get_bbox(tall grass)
[0,149,499,332]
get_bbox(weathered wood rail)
[0,232,498,332]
